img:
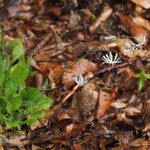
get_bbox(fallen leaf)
[130,138,149,147]
[129,0,150,9]
[47,6,62,17]
[62,58,98,89]
[107,38,150,58]
[118,67,135,77]
[115,131,134,144]
[142,100,150,132]
[111,101,127,109]
[118,13,149,44]
[73,144,84,150]
[89,6,112,33]
[125,107,141,116]
[73,81,99,117]
[57,113,70,121]
[132,15,150,31]
[97,87,118,118]
[69,10,80,29]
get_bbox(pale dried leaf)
[130,0,150,9]
[125,107,141,116]
[133,16,150,31]
[111,101,127,109]
[69,11,80,29]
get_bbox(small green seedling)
[135,68,150,91]
[91,13,97,21]
[0,30,53,130]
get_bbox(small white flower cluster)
[102,51,122,65]
[73,75,88,86]
[124,36,145,51]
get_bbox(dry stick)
[26,33,52,56]
[41,84,80,123]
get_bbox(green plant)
[0,30,53,130]
[135,68,150,91]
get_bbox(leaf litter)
[0,0,150,149]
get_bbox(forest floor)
[0,0,150,149]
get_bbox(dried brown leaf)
[62,58,98,89]
[47,6,62,17]
[118,67,135,77]
[118,13,149,44]
[73,144,84,150]
[133,15,150,31]
[89,6,112,33]
[115,131,134,144]
[96,87,118,118]
[79,81,98,116]
[130,138,149,147]
[130,0,150,9]
[143,100,150,132]
[111,101,127,109]
[125,107,141,116]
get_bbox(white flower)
[102,51,122,65]
[73,75,88,86]
[124,36,145,51]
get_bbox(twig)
[41,84,80,123]
[26,33,52,56]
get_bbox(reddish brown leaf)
[133,15,150,32]
[62,58,98,89]
[47,6,62,17]
[73,144,83,150]
[97,88,118,118]
[118,13,149,44]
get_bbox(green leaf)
[144,74,150,79]
[26,87,43,102]
[39,97,52,110]
[31,111,44,118]
[25,118,37,125]
[0,73,5,86]
[10,58,29,84]
[8,38,24,63]
[5,79,17,98]
[135,73,141,78]
[138,79,145,91]
[91,13,97,20]
[7,94,22,111]
[0,34,53,131]
[0,29,4,49]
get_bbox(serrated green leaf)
[31,111,44,118]
[8,38,24,63]
[5,79,17,98]
[7,94,22,111]
[39,98,52,110]
[10,58,29,84]
[26,87,43,102]
[25,118,37,125]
